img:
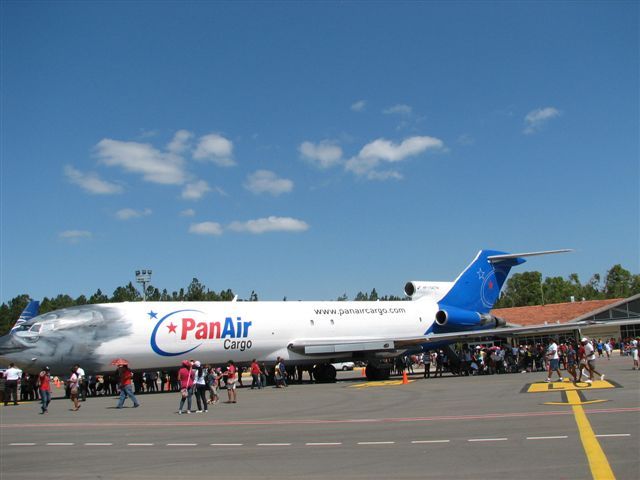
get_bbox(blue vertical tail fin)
[439,249,572,314]
[10,300,40,333]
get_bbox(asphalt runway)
[1,355,638,479]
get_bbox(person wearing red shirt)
[224,360,238,403]
[250,359,262,389]
[177,360,195,414]
[116,364,140,409]
[38,366,51,414]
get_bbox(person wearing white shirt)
[545,340,563,383]
[3,363,22,406]
[631,338,639,370]
[581,337,604,384]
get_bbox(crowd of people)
[2,335,639,414]
[397,336,640,381]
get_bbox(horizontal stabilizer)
[488,249,572,263]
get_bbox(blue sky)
[1,1,638,304]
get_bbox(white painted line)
[167,443,198,446]
[47,443,74,446]
[526,436,568,440]
[84,443,113,446]
[595,434,631,438]
[10,443,36,446]
[468,438,508,442]
[411,440,451,444]
[257,443,292,446]
[210,443,244,446]
[127,443,154,446]
[357,441,395,445]
[305,442,343,446]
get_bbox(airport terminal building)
[490,293,640,345]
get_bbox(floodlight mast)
[135,269,152,301]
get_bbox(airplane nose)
[0,333,30,357]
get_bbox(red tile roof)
[491,298,623,326]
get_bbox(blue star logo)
[148,311,158,319]
[477,268,485,280]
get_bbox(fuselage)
[0,299,437,375]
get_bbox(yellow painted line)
[350,380,415,388]
[527,380,615,393]
[568,390,616,480]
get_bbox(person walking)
[630,337,639,370]
[545,339,563,382]
[177,360,195,414]
[116,364,140,409]
[68,367,81,411]
[250,359,262,389]
[38,366,52,414]
[582,337,604,384]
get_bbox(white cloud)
[59,230,92,243]
[167,129,193,153]
[228,216,309,234]
[95,138,187,185]
[383,104,412,115]
[189,221,224,236]
[351,100,366,112]
[180,208,196,217]
[193,133,236,167]
[299,141,343,169]
[115,208,152,220]
[523,107,561,134]
[345,135,444,180]
[244,170,293,196]
[181,180,211,200]
[64,165,124,195]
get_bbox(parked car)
[331,362,355,371]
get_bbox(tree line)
[1,264,638,335]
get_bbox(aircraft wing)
[288,319,636,355]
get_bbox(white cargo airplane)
[1,249,579,381]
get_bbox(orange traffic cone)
[402,371,409,384]
[361,367,366,377]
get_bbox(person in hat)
[116,363,140,409]
[581,337,604,384]
[193,361,208,413]
[38,366,52,414]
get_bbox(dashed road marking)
[526,436,568,440]
[9,443,35,446]
[47,443,74,446]
[127,443,154,446]
[167,443,197,446]
[84,443,113,446]
[210,443,244,446]
[357,441,395,445]
[595,434,631,438]
[468,438,508,442]
[305,442,342,446]
[411,440,451,444]
[257,443,292,446]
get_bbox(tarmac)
[1,355,638,479]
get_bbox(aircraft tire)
[365,364,391,381]
[313,363,337,383]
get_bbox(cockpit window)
[29,324,42,333]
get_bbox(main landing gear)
[365,363,391,381]
[313,363,337,383]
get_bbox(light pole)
[135,269,152,301]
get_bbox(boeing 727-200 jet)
[1,249,589,381]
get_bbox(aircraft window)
[29,324,42,333]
